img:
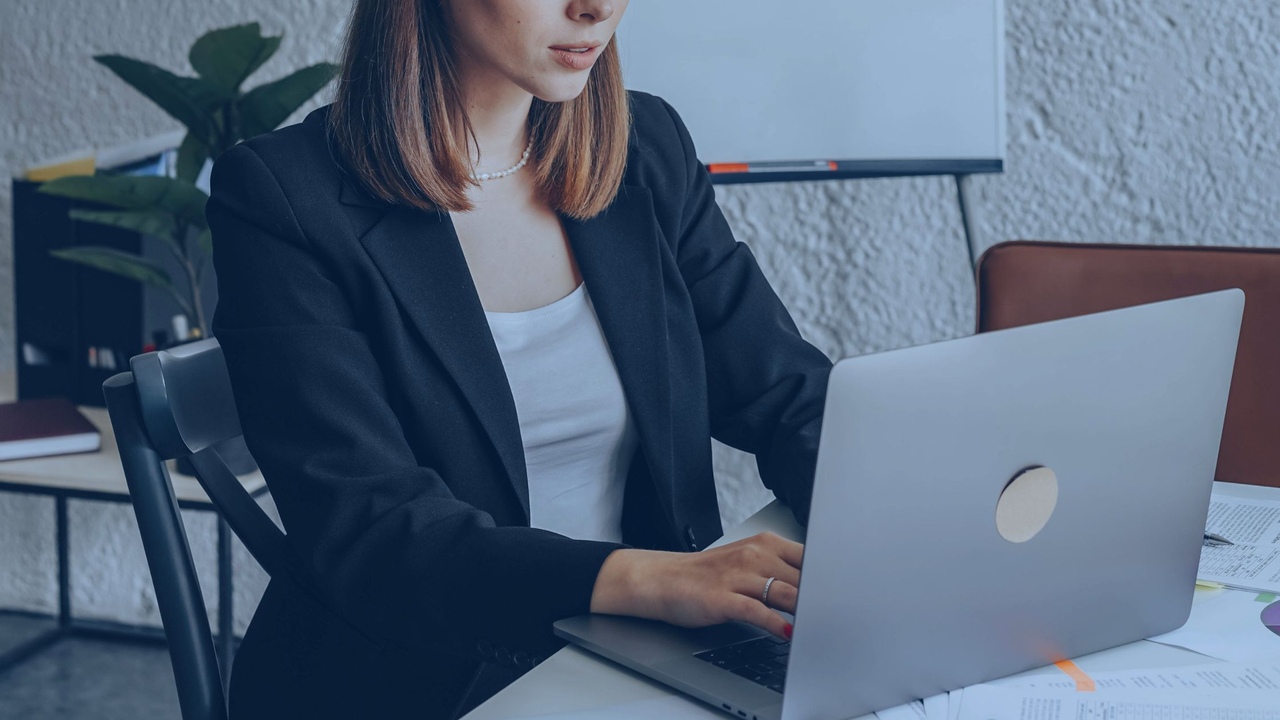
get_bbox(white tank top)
[484,283,637,543]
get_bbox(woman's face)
[445,0,629,104]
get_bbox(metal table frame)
[0,473,267,686]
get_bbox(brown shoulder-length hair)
[328,0,631,219]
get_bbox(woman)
[208,0,832,717]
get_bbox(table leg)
[218,516,234,689]
[953,173,980,270]
[57,495,70,628]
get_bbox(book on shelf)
[0,397,101,462]
[24,129,184,181]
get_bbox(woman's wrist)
[591,548,686,618]
[590,548,640,616]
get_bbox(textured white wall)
[0,0,348,631]
[2,0,1279,631]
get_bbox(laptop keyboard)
[693,635,790,693]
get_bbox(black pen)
[1203,532,1235,546]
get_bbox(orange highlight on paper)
[1054,659,1096,692]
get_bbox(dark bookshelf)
[12,179,145,406]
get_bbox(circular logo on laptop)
[1262,599,1280,637]
[995,466,1059,543]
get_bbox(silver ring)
[762,576,777,606]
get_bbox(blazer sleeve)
[657,98,834,527]
[207,142,624,659]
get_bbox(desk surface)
[0,406,266,505]
[467,481,1277,719]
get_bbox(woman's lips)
[550,45,600,71]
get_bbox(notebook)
[0,397,101,461]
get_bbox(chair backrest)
[975,240,1280,488]
[103,338,312,720]
[128,337,245,459]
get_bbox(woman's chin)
[528,77,592,104]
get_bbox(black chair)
[102,338,316,720]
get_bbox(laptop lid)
[783,289,1244,719]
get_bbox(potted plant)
[40,23,336,475]
[40,22,337,341]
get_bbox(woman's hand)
[589,532,803,640]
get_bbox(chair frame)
[104,338,316,720]
[104,370,229,720]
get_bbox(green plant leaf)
[50,246,175,290]
[238,62,338,139]
[196,228,213,256]
[176,132,210,184]
[41,175,209,230]
[94,55,224,142]
[189,23,282,94]
[69,209,178,242]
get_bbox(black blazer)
[208,91,832,719]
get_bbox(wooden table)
[0,405,267,677]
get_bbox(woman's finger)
[759,579,798,615]
[752,532,804,571]
[728,594,792,640]
[734,573,798,614]
[773,536,806,570]
[763,560,801,591]
[736,537,800,589]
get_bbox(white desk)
[0,407,267,503]
[467,481,1278,718]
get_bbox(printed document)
[1199,495,1280,593]
[1148,588,1280,662]
[996,660,1280,691]
[875,700,927,720]
[873,691,949,720]
[955,684,1280,720]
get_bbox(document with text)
[874,700,926,720]
[991,660,1280,691]
[1147,589,1280,662]
[1199,495,1280,594]
[955,685,1280,720]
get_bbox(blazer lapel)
[344,178,676,530]
[563,185,676,522]
[351,191,531,521]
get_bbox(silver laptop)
[556,289,1244,720]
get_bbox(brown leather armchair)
[975,240,1280,488]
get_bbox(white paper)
[1148,589,1280,662]
[873,692,947,720]
[922,693,947,720]
[1199,496,1280,593]
[999,660,1280,691]
[875,700,927,720]
[947,689,964,720]
[956,684,1280,720]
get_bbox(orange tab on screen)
[1054,660,1096,692]
[708,163,750,174]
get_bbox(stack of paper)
[875,661,1280,719]
[950,662,1280,719]
[1198,494,1280,595]
[956,684,1280,719]
[1148,588,1280,661]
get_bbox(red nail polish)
[783,623,793,640]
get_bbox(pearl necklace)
[471,138,534,182]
